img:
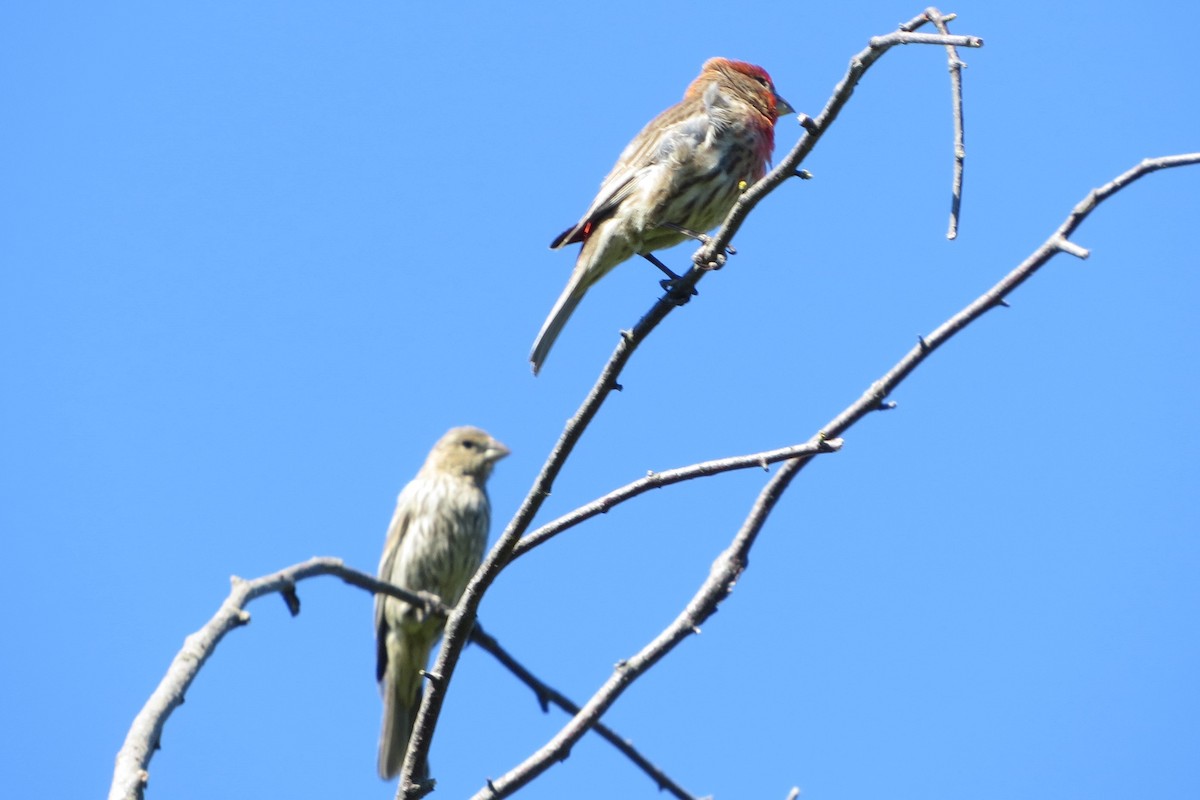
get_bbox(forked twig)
[107,558,693,800]
[923,7,968,238]
[469,626,700,800]
[513,437,843,559]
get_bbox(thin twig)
[470,626,700,800]
[109,558,366,800]
[513,437,844,559]
[467,152,1200,798]
[800,156,1200,464]
[926,7,968,239]
[868,30,980,47]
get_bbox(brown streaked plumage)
[375,426,509,780]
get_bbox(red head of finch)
[530,57,793,374]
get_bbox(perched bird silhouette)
[375,426,509,780]
[530,57,793,374]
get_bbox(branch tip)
[280,584,301,616]
[403,776,436,800]
[1053,236,1091,259]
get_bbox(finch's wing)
[374,489,415,683]
[549,174,637,249]
[551,101,709,249]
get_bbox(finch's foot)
[660,274,698,305]
[641,252,684,282]
[660,223,735,270]
[640,253,697,302]
[661,222,737,258]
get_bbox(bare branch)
[110,558,689,800]
[816,154,1200,450]
[513,437,844,559]
[868,31,981,47]
[925,6,968,239]
[467,152,1200,798]
[109,558,360,800]
[470,625,701,800]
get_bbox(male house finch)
[529,57,793,374]
[375,426,509,780]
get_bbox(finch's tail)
[378,636,431,781]
[529,271,589,375]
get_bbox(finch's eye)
[461,440,478,450]
[754,76,769,87]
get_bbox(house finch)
[529,57,793,374]
[375,426,509,780]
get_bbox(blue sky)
[3,3,1198,799]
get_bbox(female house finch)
[375,426,509,780]
[530,57,793,374]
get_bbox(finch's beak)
[486,440,511,462]
[774,93,795,117]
